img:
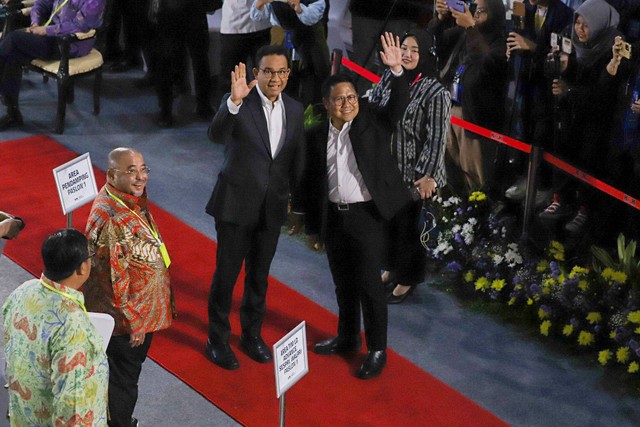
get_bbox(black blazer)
[300,73,412,238]
[205,89,305,228]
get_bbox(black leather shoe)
[240,335,272,363]
[205,340,239,370]
[387,285,416,304]
[314,335,362,355]
[0,110,23,131]
[357,350,386,379]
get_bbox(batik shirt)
[84,184,175,336]
[2,276,109,426]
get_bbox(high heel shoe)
[387,285,416,304]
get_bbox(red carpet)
[1,136,508,427]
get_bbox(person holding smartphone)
[428,0,508,196]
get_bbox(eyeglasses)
[113,167,151,176]
[331,94,359,106]
[259,68,290,78]
[474,7,487,16]
[81,252,95,267]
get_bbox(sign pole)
[279,392,286,427]
[273,321,309,426]
[66,212,73,229]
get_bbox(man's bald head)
[108,148,141,169]
[107,148,148,197]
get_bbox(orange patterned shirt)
[84,184,175,335]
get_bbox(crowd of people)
[2,0,640,425]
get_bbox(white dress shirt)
[326,121,372,204]
[226,86,286,158]
[221,0,271,34]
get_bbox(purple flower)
[570,318,579,328]
[467,206,473,212]
[530,284,541,295]
[540,305,551,314]
[454,233,463,243]
[446,261,462,272]
[629,339,639,350]
[457,208,464,215]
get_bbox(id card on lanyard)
[451,64,466,104]
[106,187,172,268]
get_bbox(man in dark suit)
[205,44,305,370]
[300,33,411,379]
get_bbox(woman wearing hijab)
[428,0,508,195]
[368,32,452,303]
[539,0,627,237]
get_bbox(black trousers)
[383,199,426,286]
[216,29,271,105]
[152,5,212,114]
[0,31,57,100]
[106,333,153,427]
[325,201,387,351]
[207,219,281,345]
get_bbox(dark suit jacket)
[205,89,305,228]
[300,73,412,239]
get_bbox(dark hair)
[42,229,89,282]
[321,73,356,100]
[255,44,291,69]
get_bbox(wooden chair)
[28,29,104,134]
[2,4,104,134]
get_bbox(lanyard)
[105,187,171,268]
[410,72,423,88]
[44,0,70,27]
[40,276,88,315]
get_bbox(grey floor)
[1,67,640,427]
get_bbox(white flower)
[505,246,523,267]
[452,225,461,233]
[493,254,504,266]
[468,217,478,226]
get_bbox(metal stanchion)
[279,392,286,427]
[66,212,72,229]
[330,49,342,76]
[521,144,543,236]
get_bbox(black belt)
[329,200,373,212]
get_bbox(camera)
[621,41,632,60]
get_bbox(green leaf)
[591,245,615,269]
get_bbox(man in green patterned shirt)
[2,229,109,426]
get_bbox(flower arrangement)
[429,191,640,375]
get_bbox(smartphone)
[446,0,466,13]
[550,33,559,49]
[512,1,526,17]
[621,41,632,60]
[561,36,572,55]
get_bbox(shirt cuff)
[390,68,404,77]
[227,97,242,114]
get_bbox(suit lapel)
[247,89,272,157]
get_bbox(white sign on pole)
[273,321,309,398]
[52,153,98,215]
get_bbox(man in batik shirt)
[84,147,175,427]
[3,229,109,426]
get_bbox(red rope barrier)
[450,116,531,154]
[340,57,381,84]
[542,152,639,210]
[339,56,640,211]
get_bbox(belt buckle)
[337,203,349,211]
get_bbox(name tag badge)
[451,81,460,102]
[159,242,171,268]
